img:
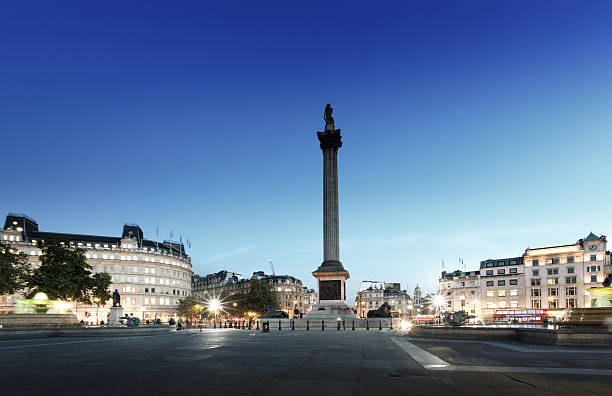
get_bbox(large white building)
[438,232,611,322]
[524,233,609,310]
[1,213,193,323]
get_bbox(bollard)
[263,321,270,332]
[224,321,227,329]
[306,320,309,331]
[390,320,393,330]
[322,320,325,331]
[366,320,369,330]
[199,324,202,333]
[242,321,245,330]
[343,319,346,330]
[379,321,382,330]
[352,320,355,331]
[279,320,282,330]
[229,322,233,328]
[248,321,252,330]
[214,321,217,329]
[292,320,295,331]
[337,320,340,331]
[256,320,260,330]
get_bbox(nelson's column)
[305,104,356,319]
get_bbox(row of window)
[86,253,189,269]
[531,298,577,309]
[531,287,577,297]
[120,286,188,297]
[144,297,173,305]
[27,239,186,261]
[487,290,519,297]
[531,275,599,285]
[486,279,518,287]
[531,255,599,266]
[96,265,190,280]
[486,301,519,309]
[485,268,518,275]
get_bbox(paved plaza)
[1,329,612,395]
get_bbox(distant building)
[478,256,525,318]
[354,281,412,318]
[191,270,243,300]
[524,233,609,311]
[191,270,316,316]
[439,270,481,316]
[1,213,193,323]
[437,232,612,322]
[413,284,422,305]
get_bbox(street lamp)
[208,298,221,326]
[93,297,100,325]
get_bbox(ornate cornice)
[317,129,342,151]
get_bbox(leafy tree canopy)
[27,239,111,305]
[176,297,204,314]
[238,279,279,315]
[0,241,31,295]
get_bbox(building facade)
[439,270,481,316]
[354,281,413,318]
[191,270,317,316]
[437,232,611,322]
[1,214,193,323]
[478,257,525,318]
[524,233,609,311]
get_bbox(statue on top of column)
[324,104,335,131]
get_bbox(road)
[1,329,611,395]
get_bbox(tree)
[27,239,109,304]
[176,297,203,313]
[241,279,279,315]
[90,273,112,306]
[0,241,31,295]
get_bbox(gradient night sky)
[2,1,612,300]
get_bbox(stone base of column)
[303,301,357,319]
[311,268,351,306]
[108,306,124,327]
[305,267,356,319]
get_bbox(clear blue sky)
[2,1,612,300]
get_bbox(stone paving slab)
[0,329,611,395]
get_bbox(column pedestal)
[108,306,124,327]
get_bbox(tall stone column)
[311,105,351,308]
[320,130,342,266]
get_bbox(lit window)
[487,291,494,297]
[510,301,518,308]
[510,290,518,296]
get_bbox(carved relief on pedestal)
[319,280,341,300]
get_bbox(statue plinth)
[108,306,124,327]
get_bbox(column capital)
[317,129,342,151]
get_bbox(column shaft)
[323,148,339,262]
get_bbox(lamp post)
[93,297,100,325]
[209,298,221,328]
